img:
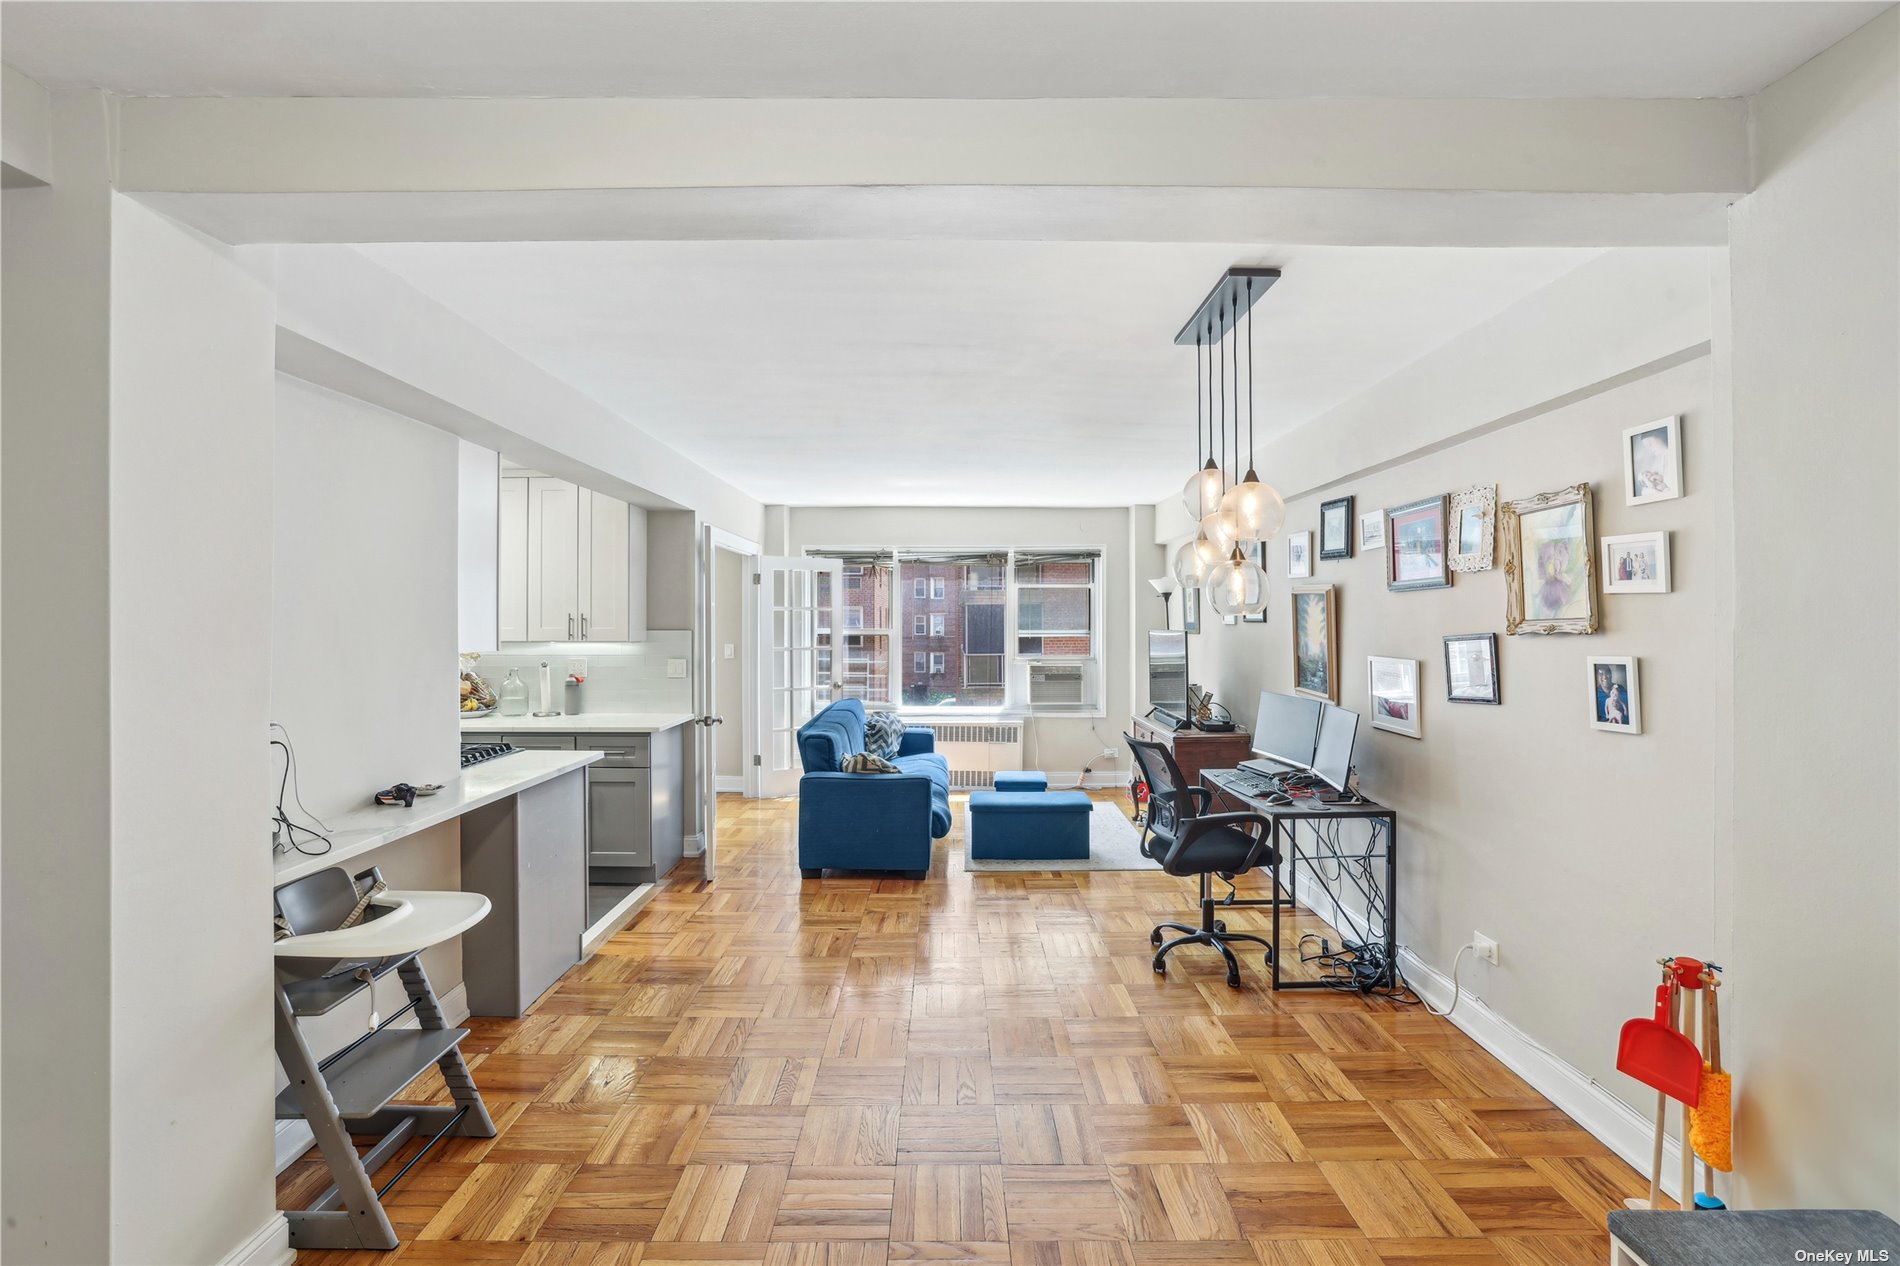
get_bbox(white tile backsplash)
[469,631,693,713]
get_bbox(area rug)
[962,802,1157,872]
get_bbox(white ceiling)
[357,240,1600,506]
[5,1,1888,99]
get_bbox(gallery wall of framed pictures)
[1170,404,1694,749]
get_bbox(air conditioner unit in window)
[1027,662,1088,708]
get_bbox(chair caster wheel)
[1150,930,1164,947]
[1226,973,1243,989]
[1214,920,1227,933]
[1153,962,1167,976]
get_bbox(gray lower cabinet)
[584,728,683,883]
[458,767,587,1017]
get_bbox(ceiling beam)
[118,95,1748,197]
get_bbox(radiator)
[925,720,1026,790]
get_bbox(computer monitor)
[1250,691,1322,771]
[1311,703,1360,795]
[1147,631,1190,725]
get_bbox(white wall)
[457,438,500,652]
[1726,7,1900,1215]
[271,375,461,819]
[784,505,1164,781]
[2,86,117,1266]
[1185,355,1726,1132]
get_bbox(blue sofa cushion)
[798,698,867,773]
[894,751,954,838]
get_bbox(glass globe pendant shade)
[1207,547,1270,619]
[1171,535,1212,589]
[1201,504,1241,554]
[1182,460,1228,522]
[1221,469,1286,545]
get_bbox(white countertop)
[272,750,604,885]
[460,711,694,734]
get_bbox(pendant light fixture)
[1171,329,1226,589]
[1220,277,1286,546]
[1180,328,1226,523]
[1200,307,1244,553]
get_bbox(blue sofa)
[796,699,951,878]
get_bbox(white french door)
[754,555,844,798]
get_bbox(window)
[821,555,893,704]
[811,547,1101,713]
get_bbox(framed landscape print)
[1291,585,1338,702]
[1287,530,1314,579]
[1359,508,1386,552]
[1368,656,1422,738]
[1319,496,1354,560]
[1501,483,1599,635]
[1601,530,1671,594]
[1587,655,1643,734]
[1443,633,1500,704]
[1624,416,1684,505]
[1448,485,1496,573]
[1182,583,1202,634]
[1385,495,1451,591]
[1243,541,1267,623]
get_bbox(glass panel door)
[755,556,843,797]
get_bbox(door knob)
[696,715,724,727]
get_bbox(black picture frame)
[1243,541,1267,623]
[1319,495,1355,560]
[1443,633,1501,705]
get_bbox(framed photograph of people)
[1319,496,1354,560]
[1359,508,1386,551]
[1623,416,1684,505]
[1601,531,1671,595]
[1243,541,1268,623]
[1587,655,1642,734]
[1291,585,1338,702]
[1443,633,1500,704]
[1448,485,1496,573]
[1368,656,1422,738]
[1287,530,1314,579]
[1501,483,1599,635]
[1385,495,1451,591]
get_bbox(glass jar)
[498,668,529,717]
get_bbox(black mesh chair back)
[1126,733,1193,858]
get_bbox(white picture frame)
[1287,530,1314,579]
[1368,656,1422,738]
[1587,655,1643,734]
[1601,531,1671,594]
[1623,416,1684,506]
[1358,508,1386,551]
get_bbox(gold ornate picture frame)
[1500,483,1599,635]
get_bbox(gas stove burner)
[460,741,521,769]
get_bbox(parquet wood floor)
[285,792,1648,1266]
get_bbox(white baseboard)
[684,831,705,857]
[1029,770,1129,790]
[1286,863,1689,1203]
[218,1212,293,1266]
[274,980,471,1174]
[714,775,744,793]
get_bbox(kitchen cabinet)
[583,730,682,883]
[498,474,646,644]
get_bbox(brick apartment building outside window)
[811,548,1099,712]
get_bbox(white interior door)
[755,555,844,798]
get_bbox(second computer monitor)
[1252,691,1323,770]
[1311,702,1360,794]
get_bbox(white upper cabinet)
[497,473,645,643]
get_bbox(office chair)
[1125,733,1278,988]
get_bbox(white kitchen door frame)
[701,525,762,882]
[753,555,845,799]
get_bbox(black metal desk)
[1201,770,1400,991]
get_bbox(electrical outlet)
[1473,932,1500,966]
[666,658,688,678]
[566,657,588,676]
[1101,746,1118,759]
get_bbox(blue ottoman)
[993,771,1049,793]
[968,790,1092,860]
